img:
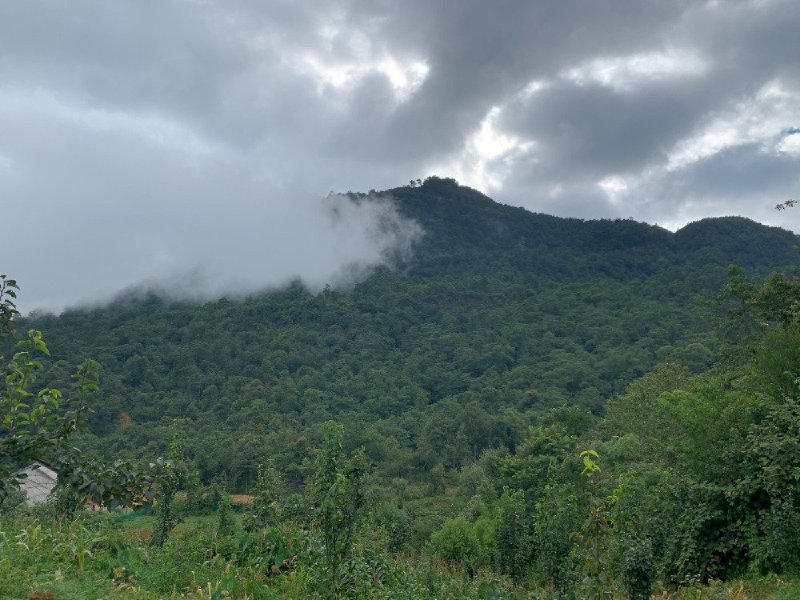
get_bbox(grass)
[2,507,799,599]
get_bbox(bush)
[428,513,495,574]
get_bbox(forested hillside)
[20,177,799,489]
[5,177,800,598]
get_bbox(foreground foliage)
[2,503,799,600]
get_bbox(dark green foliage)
[608,466,683,588]
[0,279,164,518]
[733,395,800,573]
[532,483,582,591]
[282,492,308,524]
[183,470,218,514]
[622,537,654,600]
[493,487,530,581]
[674,217,798,269]
[18,179,799,497]
[54,452,155,518]
[500,423,577,500]
[601,363,691,445]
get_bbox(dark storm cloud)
[330,0,690,160]
[499,81,707,178]
[486,0,800,221]
[1,0,799,310]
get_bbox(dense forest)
[3,177,800,598]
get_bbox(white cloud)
[777,130,800,156]
[0,85,422,313]
[597,175,631,203]
[298,53,428,101]
[430,106,535,193]
[520,79,551,98]
[666,79,800,171]
[288,20,430,105]
[562,48,709,92]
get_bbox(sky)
[2,0,799,312]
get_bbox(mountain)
[17,177,800,488]
[386,177,798,279]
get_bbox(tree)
[150,427,184,547]
[0,275,18,338]
[0,275,101,504]
[533,483,582,592]
[428,515,485,573]
[0,278,153,513]
[244,462,283,531]
[494,486,531,581]
[311,421,369,594]
[731,393,800,572]
[573,450,613,600]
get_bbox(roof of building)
[16,461,58,506]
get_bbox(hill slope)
[19,177,800,488]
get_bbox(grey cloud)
[484,1,799,223]
[0,89,420,313]
[671,144,800,198]
[1,0,799,310]
[624,143,800,231]
[337,0,690,160]
[499,82,709,178]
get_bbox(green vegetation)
[3,178,800,597]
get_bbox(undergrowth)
[1,507,797,599]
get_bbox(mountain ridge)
[371,177,799,280]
